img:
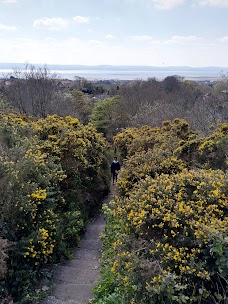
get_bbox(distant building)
[56,80,73,90]
[0,78,14,89]
[221,90,228,94]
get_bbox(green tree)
[70,89,94,124]
[90,96,127,140]
[0,93,12,112]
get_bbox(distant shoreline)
[0,65,227,81]
[0,63,228,70]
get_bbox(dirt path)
[40,185,115,304]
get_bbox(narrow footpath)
[40,185,115,304]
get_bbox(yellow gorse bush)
[30,189,47,200]
[94,119,228,304]
[100,171,227,303]
[0,112,109,301]
[114,119,195,158]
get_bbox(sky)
[0,0,228,67]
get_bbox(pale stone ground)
[40,185,115,304]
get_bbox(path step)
[73,248,101,261]
[84,224,105,238]
[53,265,100,284]
[40,215,106,304]
[77,239,102,250]
[40,188,115,304]
[63,259,100,270]
[52,283,96,302]
[41,296,82,304]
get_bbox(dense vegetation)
[1,65,228,136]
[0,65,228,303]
[0,113,110,303]
[93,119,228,304]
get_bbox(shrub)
[0,113,110,302]
[95,169,228,303]
[94,120,228,304]
[117,150,186,197]
[114,119,196,159]
[174,123,228,171]
[0,238,12,303]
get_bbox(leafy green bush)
[94,120,228,304]
[95,170,228,303]
[0,113,110,302]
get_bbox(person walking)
[111,157,120,185]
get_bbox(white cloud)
[33,17,68,31]
[88,40,104,47]
[166,35,200,44]
[197,0,228,7]
[73,16,90,24]
[129,35,162,45]
[151,0,185,10]
[126,0,185,9]
[0,23,17,31]
[218,36,228,42]
[0,0,18,3]
[0,35,227,67]
[129,35,154,41]
[105,34,116,39]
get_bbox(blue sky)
[0,0,228,67]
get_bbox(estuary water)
[0,68,226,81]
[51,69,224,81]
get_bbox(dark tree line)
[1,65,227,137]
[107,76,228,135]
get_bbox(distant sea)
[50,70,224,81]
[1,64,228,81]
[43,69,225,81]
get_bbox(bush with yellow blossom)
[94,120,228,304]
[0,113,110,302]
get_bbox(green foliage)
[114,119,196,159]
[0,94,12,113]
[175,122,228,170]
[90,96,126,141]
[70,89,94,124]
[0,238,11,302]
[93,203,130,304]
[0,113,110,302]
[93,119,228,304]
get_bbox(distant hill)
[0,63,228,72]
[1,63,228,81]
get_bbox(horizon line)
[0,63,228,69]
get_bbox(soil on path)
[40,185,116,304]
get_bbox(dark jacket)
[111,160,120,173]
